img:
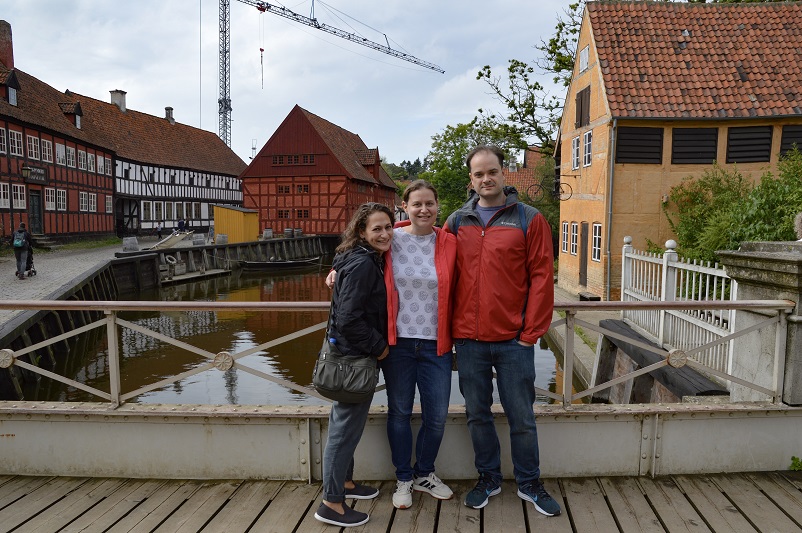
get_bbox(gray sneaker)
[314,503,369,527]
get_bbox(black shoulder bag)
[312,297,379,403]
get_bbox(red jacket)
[444,191,554,344]
[384,222,457,356]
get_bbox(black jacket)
[329,245,388,357]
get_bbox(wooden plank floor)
[1,472,801,532]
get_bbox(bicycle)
[526,180,572,202]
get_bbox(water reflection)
[34,268,564,405]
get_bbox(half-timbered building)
[242,105,397,236]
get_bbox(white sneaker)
[393,480,413,509]
[413,473,453,500]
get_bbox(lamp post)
[21,166,31,179]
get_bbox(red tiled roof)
[503,166,540,197]
[58,102,81,115]
[587,1,802,119]
[300,107,396,189]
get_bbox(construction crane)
[218,0,444,147]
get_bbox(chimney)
[0,20,13,69]
[110,89,127,112]
[165,106,175,125]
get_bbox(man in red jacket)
[444,145,560,516]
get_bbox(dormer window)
[579,45,589,73]
[75,115,81,129]
[8,87,16,106]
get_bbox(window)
[0,128,6,153]
[302,154,315,164]
[297,184,309,193]
[672,128,717,164]
[616,127,663,164]
[781,125,802,156]
[79,191,88,211]
[277,185,291,194]
[89,193,97,212]
[0,183,8,208]
[175,202,183,220]
[66,146,76,167]
[105,157,112,175]
[78,150,87,170]
[27,135,40,160]
[296,209,310,218]
[165,201,173,220]
[194,202,201,219]
[11,183,26,209]
[142,201,152,221]
[41,139,53,163]
[583,130,593,167]
[575,86,590,128]
[579,45,589,72]
[154,202,163,221]
[278,209,291,219]
[87,151,95,172]
[570,222,578,256]
[105,195,113,213]
[571,136,580,170]
[97,155,105,174]
[272,155,284,165]
[9,130,23,156]
[8,87,17,106]
[561,222,569,253]
[56,143,66,165]
[726,126,772,163]
[592,223,602,262]
[45,188,55,210]
[75,115,81,129]
[57,189,66,211]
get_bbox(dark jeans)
[14,248,28,277]
[380,338,452,481]
[321,395,373,503]
[455,338,541,485]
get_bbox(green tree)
[381,158,408,182]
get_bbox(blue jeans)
[455,338,540,485]
[380,338,452,481]
[14,248,28,277]
[321,395,373,503]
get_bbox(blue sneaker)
[464,473,501,509]
[517,480,561,516]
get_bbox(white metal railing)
[621,237,736,375]
[0,299,794,410]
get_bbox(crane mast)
[218,0,444,146]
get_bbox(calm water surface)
[38,268,562,405]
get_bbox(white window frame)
[75,115,81,129]
[571,136,580,170]
[583,130,593,167]
[570,222,578,256]
[592,223,602,262]
[88,193,97,212]
[0,183,9,208]
[45,187,56,210]
[97,155,104,175]
[79,191,88,212]
[78,150,87,170]
[26,135,40,160]
[8,130,23,156]
[142,201,152,222]
[8,87,17,106]
[41,139,53,163]
[66,146,76,168]
[57,189,67,211]
[579,45,589,72]
[105,195,113,213]
[106,157,112,175]
[56,143,66,165]
[0,128,6,154]
[154,201,163,221]
[87,152,95,172]
[561,221,569,253]
[12,184,25,209]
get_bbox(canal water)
[32,268,564,406]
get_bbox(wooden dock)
[1,472,801,532]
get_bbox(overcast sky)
[4,0,568,165]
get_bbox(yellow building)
[212,204,259,244]
[557,1,802,300]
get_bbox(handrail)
[0,299,795,409]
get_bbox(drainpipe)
[605,118,617,301]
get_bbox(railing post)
[773,310,788,404]
[105,310,122,407]
[563,310,575,409]
[621,236,634,319]
[659,240,678,346]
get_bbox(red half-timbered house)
[242,105,397,236]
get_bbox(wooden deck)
[1,473,802,532]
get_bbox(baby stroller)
[14,248,36,277]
